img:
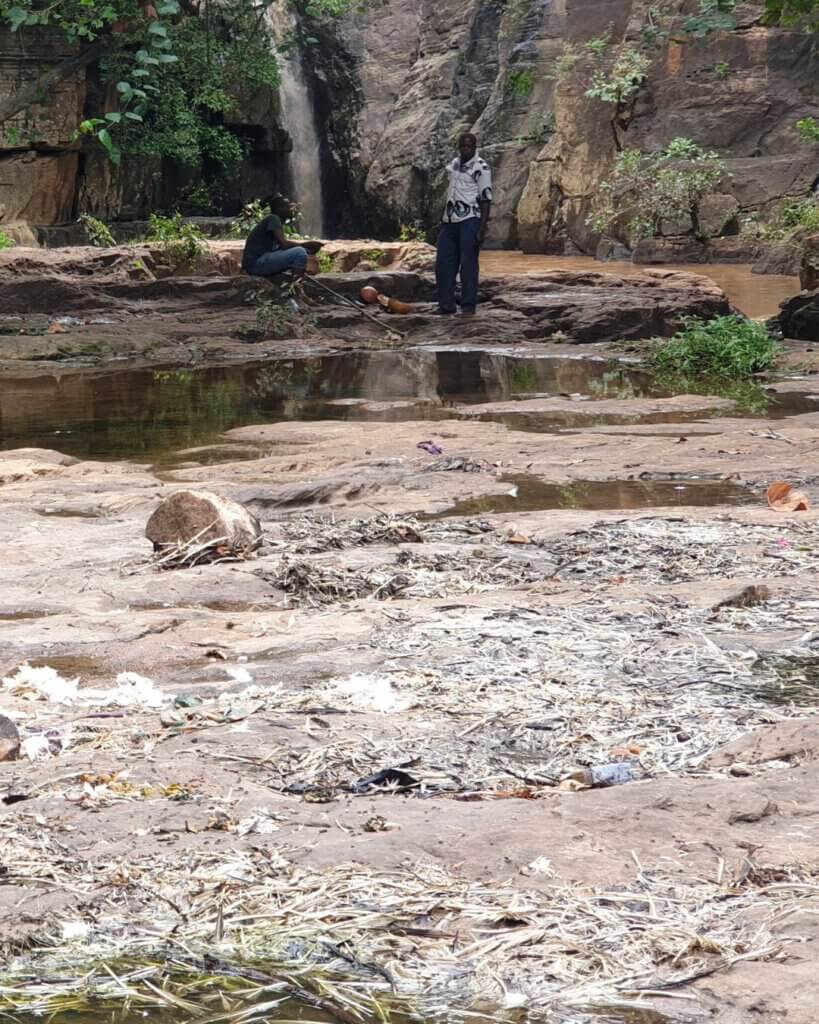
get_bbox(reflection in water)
[0,352,655,460]
[0,350,813,462]
[481,252,798,320]
[436,474,756,518]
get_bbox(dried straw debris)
[0,823,813,1022]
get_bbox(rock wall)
[317,0,818,252]
[2,2,817,254]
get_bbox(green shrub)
[147,212,204,268]
[317,250,335,273]
[590,137,726,241]
[781,197,819,231]
[507,67,535,98]
[79,214,116,247]
[230,199,269,239]
[399,223,426,242]
[585,46,650,104]
[653,315,780,378]
[0,231,14,251]
[796,117,819,143]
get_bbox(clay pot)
[360,286,379,304]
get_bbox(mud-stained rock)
[145,490,262,555]
[706,720,819,768]
[777,289,819,342]
[0,449,80,486]
[0,715,20,762]
[482,268,730,343]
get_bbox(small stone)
[0,714,20,762]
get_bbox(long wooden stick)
[303,275,407,338]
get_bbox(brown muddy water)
[0,349,814,461]
[481,253,798,320]
[437,474,757,518]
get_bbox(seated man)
[241,194,323,278]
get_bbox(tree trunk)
[0,40,106,127]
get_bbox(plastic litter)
[567,761,640,788]
[417,440,443,456]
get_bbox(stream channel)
[1,346,814,513]
[6,259,808,1023]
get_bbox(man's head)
[263,194,294,220]
[458,133,477,165]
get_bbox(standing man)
[436,133,493,316]
[242,194,323,278]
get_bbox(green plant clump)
[585,45,650,104]
[230,199,269,239]
[0,230,14,250]
[317,250,335,273]
[590,137,727,241]
[507,67,535,98]
[79,213,116,247]
[399,223,426,242]
[796,117,819,143]
[361,247,385,264]
[653,315,780,378]
[147,211,204,267]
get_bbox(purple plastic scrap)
[417,440,443,455]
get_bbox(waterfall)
[267,9,326,238]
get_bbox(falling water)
[267,9,326,237]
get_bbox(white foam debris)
[329,672,409,713]
[3,665,78,704]
[2,664,174,709]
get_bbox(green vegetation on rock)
[0,0,372,166]
[590,138,726,242]
[585,45,650,105]
[0,230,14,250]
[147,211,204,267]
[796,117,819,142]
[653,315,780,378]
[79,214,116,247]
[507,67,535,99]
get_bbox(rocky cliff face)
[315,0,818,253]
[1,1,816,255]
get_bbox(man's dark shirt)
[241,214,283,272]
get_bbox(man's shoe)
[433,307,456,315]
[460,307,476,315]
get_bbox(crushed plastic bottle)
[568,760,639,788]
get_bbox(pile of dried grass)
[2,820,812,1022]
[257,557,412,606]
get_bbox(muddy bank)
[1,381,819,1022]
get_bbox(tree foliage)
[589,137,727,242]
[762,0,819,29]
[0,0,365,164]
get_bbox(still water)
[0,349,811,462]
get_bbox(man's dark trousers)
[436,218,480,313]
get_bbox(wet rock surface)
[1,354,819,1021]
[778,288,819,342]
[0,241,733,368]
